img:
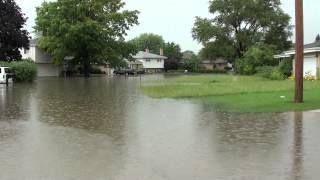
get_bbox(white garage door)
[304,56,317,77]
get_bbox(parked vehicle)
[114,69,139,76]
[0,67,15,84]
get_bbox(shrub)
[269,67,285,80]
[235,43,277,75]
[255,66,274,78]
[279,58,293,77]
[0,60,37,82]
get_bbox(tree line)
[0,0,293,76]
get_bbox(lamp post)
[295,0,304,103]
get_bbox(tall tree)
[163,42,183,71]
[163,42,183,60]
[192,0,292,61]
[129,33,165,54]
[0,0,30,61]
[35,0,139,77]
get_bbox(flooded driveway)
[0,75,319,180]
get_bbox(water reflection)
[0,76,319,179]
[292,112,304,180]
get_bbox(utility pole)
[295,0,304,103]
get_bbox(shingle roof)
[304,40,320,49]
[133,51,167,59]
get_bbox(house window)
[157,59,162,62]
[146,59,151,62]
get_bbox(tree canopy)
[0,0,30,61]
[192,0,292,61]
[129,33,165,54]
[35,0,139,77]
[163,42,183,61]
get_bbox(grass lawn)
[141,75,320,112]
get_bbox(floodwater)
[0,75,319,180]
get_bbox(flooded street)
[0,75,320,180]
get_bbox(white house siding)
[20,47,36,61]
[293,54,318,78]
[138,59,164,70]
[37,64,61,77]
[304,56,317,77]
[35,48,52,63]
[21,46,62,77]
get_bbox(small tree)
[0,0,30,61]
[235,43,277,75]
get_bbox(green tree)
[181,51,200,72]
[163,42,183,60]
[192,0,292,61]
[35,0,139,77]
[129,33,165,54]
[235,43,277,75]
[0,0,30,61]
[163,42,183,71]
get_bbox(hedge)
[0,59,37,82]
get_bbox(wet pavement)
[0,75,319,180]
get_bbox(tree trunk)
[83,59,90,78]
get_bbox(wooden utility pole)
[295,0,304,103]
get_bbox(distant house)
[199,59,229,71]
[275,35,320,78]
[132,49,167,73]
[20,39,62,77]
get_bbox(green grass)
[141,75,320,112]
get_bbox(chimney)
[160,48,164,56]
[316,34,320,42]
[145,48,149,53]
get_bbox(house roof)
[133,51,167,59]
[274,34,320,58]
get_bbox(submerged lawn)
[141,75,320,112]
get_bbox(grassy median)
[141,75,320,112]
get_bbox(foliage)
[163,42,183,60]
[0,59,37,82]
[34,0,139,77]
[163,42,183,71]
[129,33,165,54]
[0,0,30,61]
[192,0,292,61]
[304,72,316,81]
[183,54,200,72]
[235,43,277,75]
[255,66,274,78]
[279,58,293,77]
[164,59,179,71]
[141,75,320,112]
[269,67,285,80]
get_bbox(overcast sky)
[16,0,320,52]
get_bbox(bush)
[235,43,277,75]
[0,60,37,82]
[255,66,273,78]
[279,58,293,77]
[269,67,286,80]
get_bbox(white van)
[0,67,13,84]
